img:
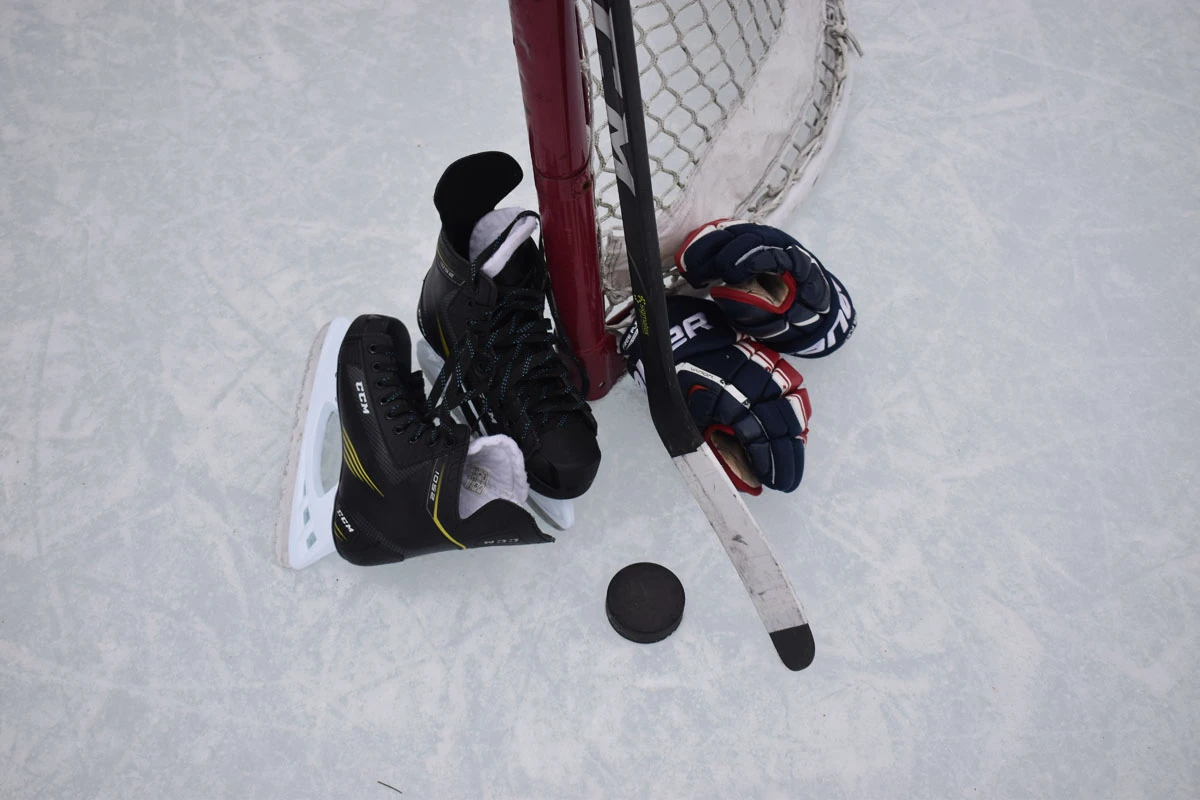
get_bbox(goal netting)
[576,0,859,315]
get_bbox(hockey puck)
[606,562,685,644]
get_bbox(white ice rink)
[2,1,1198,797]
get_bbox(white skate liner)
[276,317,350,569]
[459,434,530,518]
[416,339,575,531]
[471,207,539,278]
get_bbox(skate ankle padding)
[459,434,530,518]
[470,207,540,279]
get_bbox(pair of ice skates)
[277,153,600,569]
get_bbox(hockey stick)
[591,0,814,671]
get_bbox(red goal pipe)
[509,0,625,400]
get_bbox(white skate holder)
[416,339,575,531]
[276,317,350,569]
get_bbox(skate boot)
[416,151,600,528]
[332,314,551,566]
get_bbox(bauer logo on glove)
[676,219,856,358]
[620,295,812,495]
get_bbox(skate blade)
[528,491,575,531]
[415,339,575,531]
[276,317,351,569]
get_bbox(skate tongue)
[469,207,540,287]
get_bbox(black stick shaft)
[592,0,702,457]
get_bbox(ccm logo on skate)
[669,312,713,350]
[354,381,370,414]
[481,537,520,547]
[335,508,355,534]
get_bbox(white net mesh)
[577,0,859,313]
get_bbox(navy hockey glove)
[675,219,856,358]
[619,295,812,494]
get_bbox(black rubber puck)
[606,562,685,644]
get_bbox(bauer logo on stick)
[592,2,636,195]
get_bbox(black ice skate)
[416,152,600,530]
[330,314,551,566]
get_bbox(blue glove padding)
[675,219,856,358]
[619,295,811,494]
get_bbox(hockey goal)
[508,0,858,399]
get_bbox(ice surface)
[2,0,1198,797]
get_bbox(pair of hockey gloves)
[620,220,855,495]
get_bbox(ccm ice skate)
[277,314,551,569]
[331,314,550,565]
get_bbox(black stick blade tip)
[770,624,815,671]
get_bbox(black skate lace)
[369,344,458,447]
[429,211,590,447]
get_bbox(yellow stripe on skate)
[341,427,383,497]
[432,472,466,550]
[340,437,369,486]
[333,522,347,541]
